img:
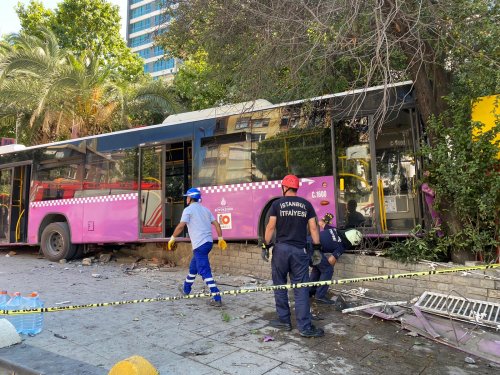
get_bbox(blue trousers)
[271,243,312,332]
[183,241,221,302]
[309,255,334,299]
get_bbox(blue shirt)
[269,196,316,249]
[180,202,215,250]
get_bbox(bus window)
[252,105,332,181]
[197,129,252,186]
[334,117,374,229]
[83,145,138,197]
[0,169,11,241]
[32,144,85,201]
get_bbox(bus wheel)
[41,222,76,262]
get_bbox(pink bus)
[0,82,429,261]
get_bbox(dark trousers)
[309,255,334,299]
[271,243,312,332]
[183,241,221,302]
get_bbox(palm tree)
[0,28,183,145]
[0,28,69,144]
[124,78,184,128]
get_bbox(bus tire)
[72,244,85,260]
[40,222,76,262]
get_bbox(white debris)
[0,319,22,348]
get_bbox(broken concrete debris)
[341,290,500,365]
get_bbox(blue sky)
[0,0,127,38]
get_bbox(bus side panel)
[296,176,336,226]
[28,201,84,244]
[201,185,258,240]
[82,193,139,243]
[200,176,335,240]
[27,193,139,244]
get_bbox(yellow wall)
[471,95,499,158]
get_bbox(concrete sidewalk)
[0,251,497,374]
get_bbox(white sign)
[384,196,397,213]
[217,213,232,230]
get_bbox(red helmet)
[282,174,300,189]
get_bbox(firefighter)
[168,188,227,307]
[310,214,363,304]
[262,174,324,337]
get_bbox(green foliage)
[16,0,144,82]
[221,312,231,323]
[386,91,499,263]
[157,1,355,106]
[385,226,449,263]
[15,0,54,37]
[0,29,182,144]
[125,78,184,128]
[172,50,229,110]
[421,105,499,260]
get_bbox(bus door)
[0,164,31,243]
[139,145,163,239]
[374,109,418,232]
[164,141,192,236]
[333,117,376,230]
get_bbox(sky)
[0,0,127,38]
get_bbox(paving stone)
[170,337,239,364]
[207,349,281,375]
[1,251,498,374]
[156,357,218,375]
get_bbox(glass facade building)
[126,0,176,79]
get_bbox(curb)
[0,357,43,375]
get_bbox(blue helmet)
[183,187,201,200]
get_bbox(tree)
[125,78,185,127]
[172,50,229,111]
[0,29,124,143]
[14,0,54,37]
[0,29,183,144]
[0,29,69,144]
[16,0,144,82]
[157,0,498,127]
[157,0,499,257]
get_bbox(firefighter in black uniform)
[262,174,324,337]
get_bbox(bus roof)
[0,143,26,154]
[0,80,414,155]
[162,99,273,125]
[162,80,414,125]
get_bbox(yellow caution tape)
[1,263,498,315]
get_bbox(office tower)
[127,0,176,79]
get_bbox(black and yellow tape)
[1,264,498,316]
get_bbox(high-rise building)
[126,0,176,79]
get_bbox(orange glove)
[167,236,177,251]
[218,237,227,250]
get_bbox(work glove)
[311,244,322,266]
[261,243,272,262]
[218,237,227,250]
[167,236,177,251]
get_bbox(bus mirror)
[339,178,345,191]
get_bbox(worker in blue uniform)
[262,174,324,337]
[168,188,227,307]
[309,213,363,304]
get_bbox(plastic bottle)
[4,292,23,333]
[23,292,44,335]
[0,290,9,308]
